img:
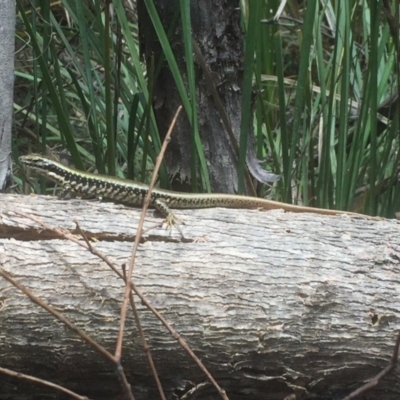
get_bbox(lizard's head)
[19,154,70,185]
[19,154,55,170]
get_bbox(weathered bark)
[138,0,244,192]
[1,194,400,400]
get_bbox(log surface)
[1,193,400,400]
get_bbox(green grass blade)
[287,1,317,203]
[179,0,200,190]
[103,1,116,175]
[17,0,83,168]
[239,0,262,193]
[366,0,379,214]
[73,0,104,171]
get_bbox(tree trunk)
[1,194,400,400]
[0,0,15,192]
[137,0,244,193]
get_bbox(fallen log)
[0,193,399,400]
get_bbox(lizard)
[19,154,374,222]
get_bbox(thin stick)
[341,329,400,400]
[128,283,229,400]
[0,246,135,400]
[114,105,182,362]
[0,366,90,400]
[75,219,166,399]
[0,269,116,365]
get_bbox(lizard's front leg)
[153,198,184,232]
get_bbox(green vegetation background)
[13,0,400,217]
